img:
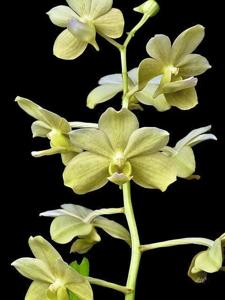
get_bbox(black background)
[3,0,225,299]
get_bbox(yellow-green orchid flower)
[63,107,177,194]
[48,0,124,60]
[138,25,211,110]
[16,97,81,165]
[163,125,217,179]
[40,204,131,254]
[135,75,198,111]
[188,233,225,283]
[11,236,93,300]
[87,68,143,110]
[87,68,196,112]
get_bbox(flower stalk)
[120,14,154,108]
[120,47,129,108]
[123,14,150,48]
[140,237,214,252]
[98,32,122,50]
[123,182,141,300]
[87,277,132,294]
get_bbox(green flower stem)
[120,47,129,108]
[69,121,98,128]
[123,14,150,48]
[123,182,141,300]
[120,14,151,108]
[101,15,151,108]
[87,276,132,294]
[126,86,139,98]
[98,33,122,50]
[140,237,214,252]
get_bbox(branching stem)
[87,277,132,294]
[140,237,214,252]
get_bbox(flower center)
[168,65,179,76]
[112,152,126,170]
[108,152,132,185]
[48,129,72,151]
[67,18,95,43]
[49,278,63,293]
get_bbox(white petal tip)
[86,97,95,109]
[46,9,53,16]
[204,125,212,131]
[39,211,54,217]
[39,212,46,217]
[195,24,205,30]
[93,44,100,51]
[15,96,22,102]
[90,39,100,51]
[31,151,40,157]
[87,106,95,109]
[28,236,35,245]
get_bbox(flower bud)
[134,0,160,17]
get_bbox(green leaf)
[70,261,80,273]
[69,258,90,300]
[68,290,79,300]
[70,258,90,277]
[79,258,90,276]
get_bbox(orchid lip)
[67,18,95,43]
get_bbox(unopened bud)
[134,0,160,17]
